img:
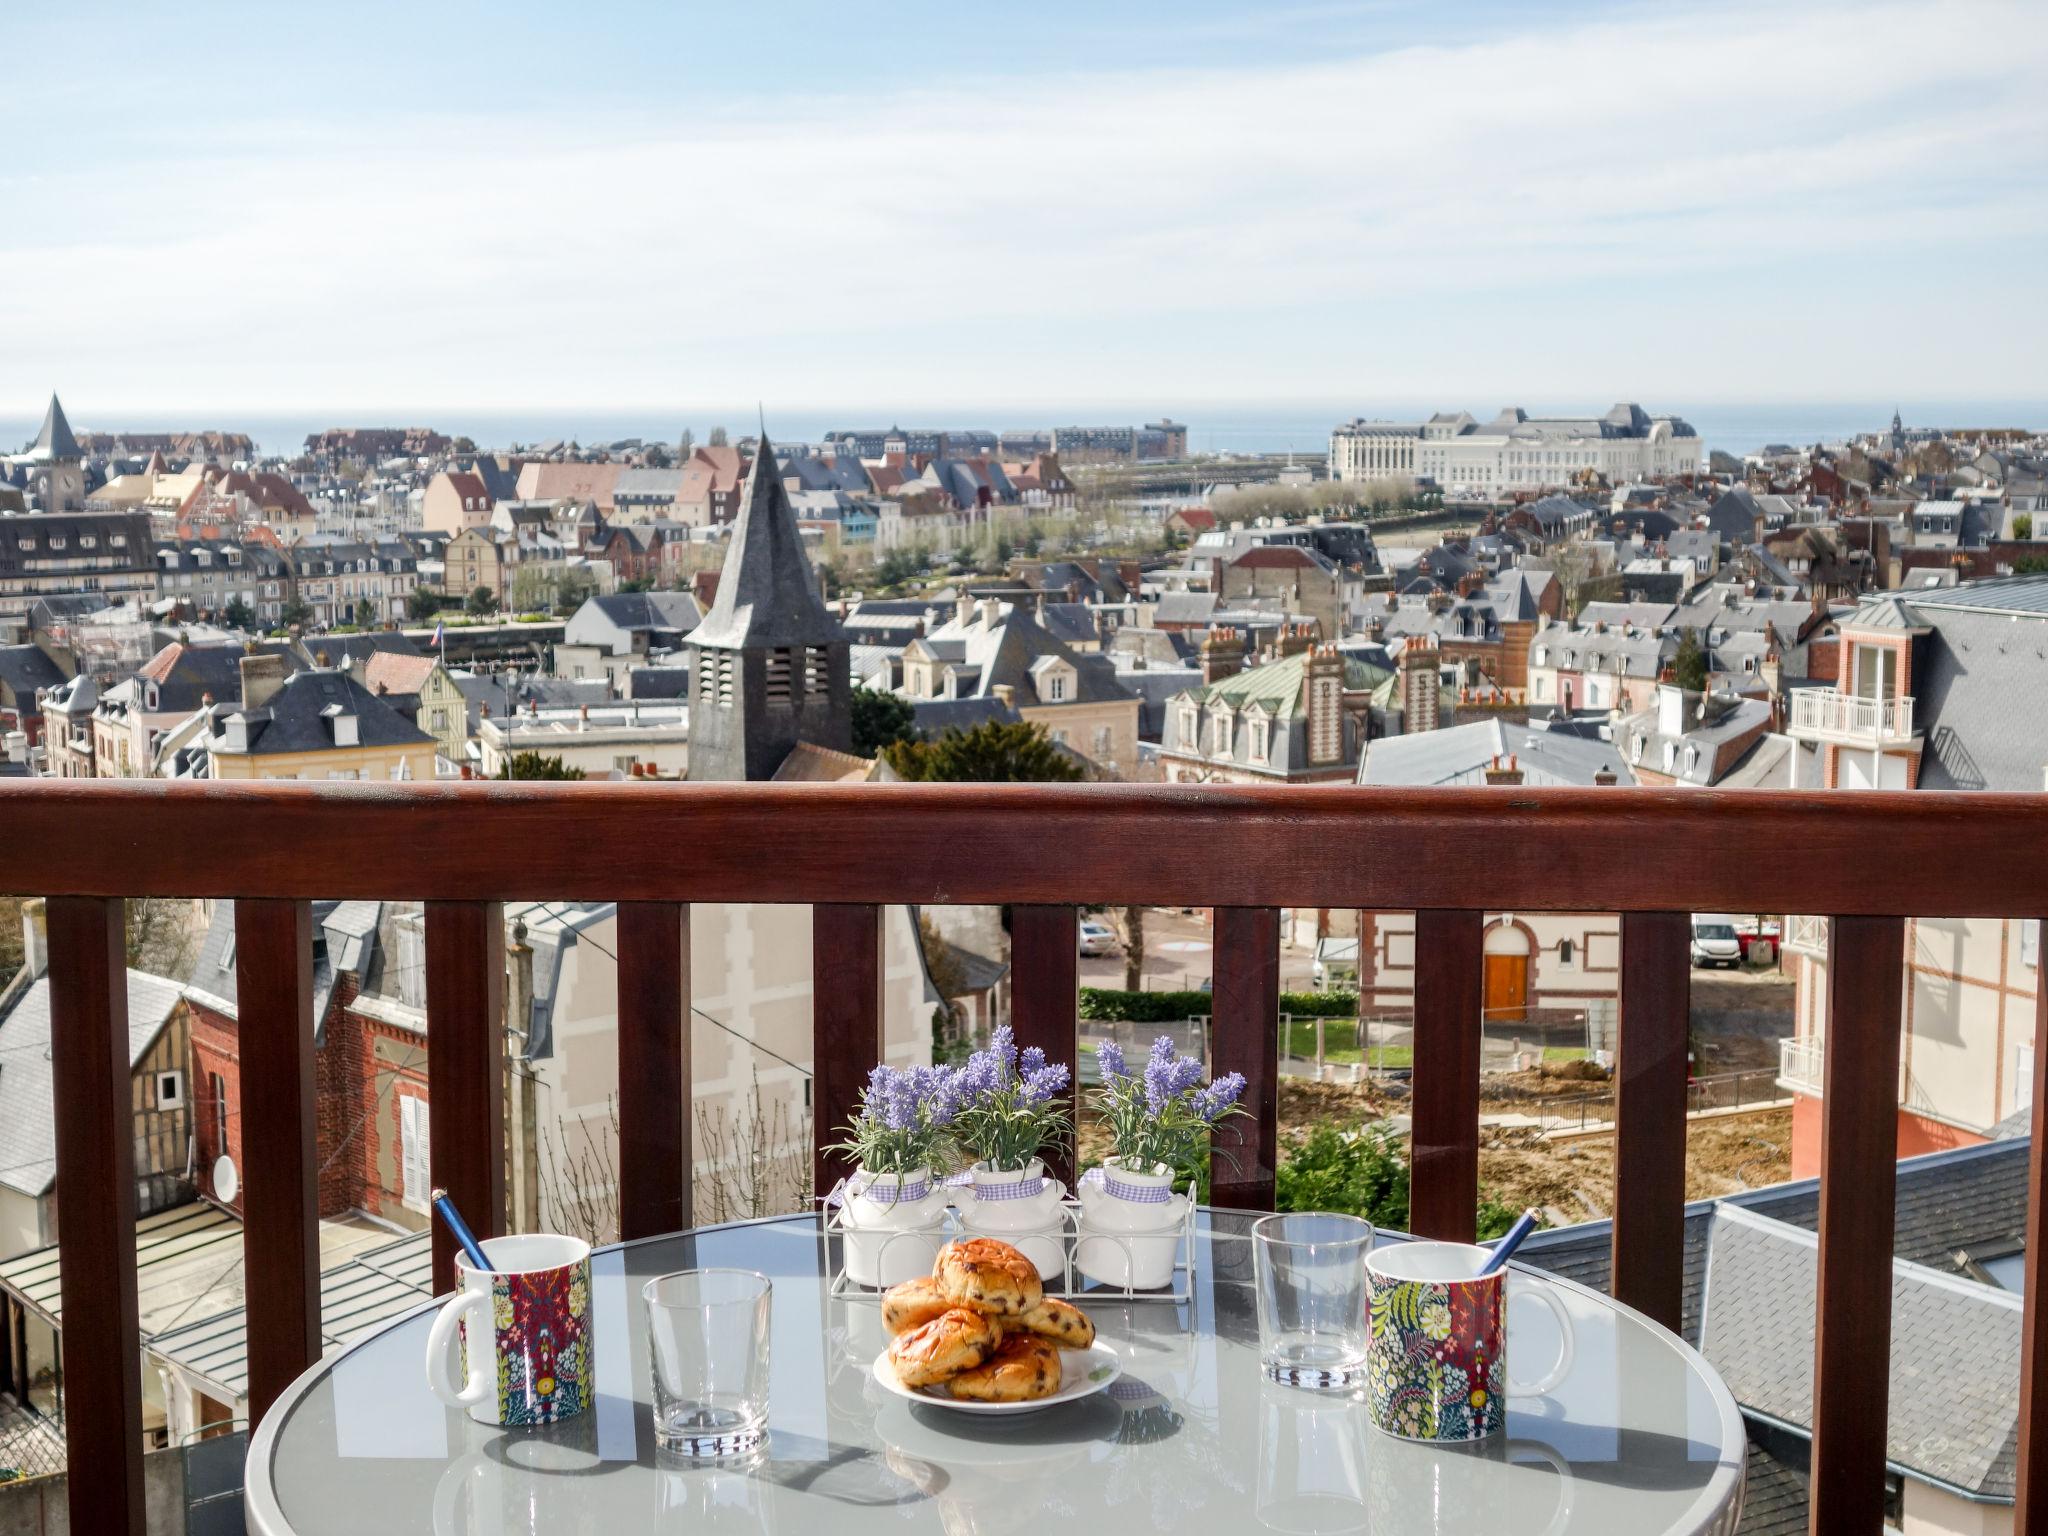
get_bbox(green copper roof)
[1176,652,1389,719]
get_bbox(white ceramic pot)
[842,1166,950,1288]
[951,1159,1069,1281]
[1076,1158,1188,1291]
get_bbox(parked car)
[1079,920,1120,957]
[1690,915,1744,969]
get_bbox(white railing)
[1784,915,1828,956]
[1779,1035,1825,1094]
[1789,688,1916,742]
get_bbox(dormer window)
[1663,742,1677,773]
[48,536,64,551]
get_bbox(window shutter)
[401,1096,431,1212]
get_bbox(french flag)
[433,620,445,651]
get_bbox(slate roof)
[0,644,66,702]
[25,395,81,462]
[1358,717,1632,787]
[586,591,702,635]
[910,697,1023,734]
[454,672,610,737]
[1153,592,1218,626]
[186,898,376,1040]
[690,432,847,652]
[1851,580,2048,791]
[913,603,1134,708]
[211,668,434,756]
[134,640,303,712]
[0,969,184,1196]
[1518,1139,2035,1506]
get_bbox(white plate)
[872,1340,1123,1415]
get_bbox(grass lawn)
[1283,1019,1588,1071]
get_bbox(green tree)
[221,597,255,630]
[1277,1122,1526,1240]
[2015,513,2035,541]
[494,751,586,781]
[618,576,655,593]
[708,425,730,448]
[875,548,926,589]
[882,720,1084,782]
[851,686,917,756]
[353,598,377,627]
[279,596,314,629]
[466,585,500,617]
[1671,627,1708,691]
[407,586,444,622]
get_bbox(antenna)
[212,1153,239,1205]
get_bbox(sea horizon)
[4,399,2043,468]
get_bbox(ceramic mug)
[1365,1240,1574,1442]
[426,1233,593,1426]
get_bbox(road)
[1077,907,1318,993]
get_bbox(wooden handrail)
[0,779,2044,913]
[2,779,2039,1536]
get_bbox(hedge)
[1078,987,1362,1022]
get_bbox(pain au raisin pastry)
[1014,1294,1095,1349]
[886,1307,1004,1388]
[944,1334,1062,1402]
[934,1237,1044,1318]
[882,1276,953,1336]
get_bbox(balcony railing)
[1779,1034,1825,1094]
[3,780,2047,1536]
[1789,687,1917,742]
[1784,913,1829,956]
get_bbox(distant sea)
[3,401,2043,466]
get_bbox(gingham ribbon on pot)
[973,1171,1046,1201]
[852,1173,931,1206]
[1102,1170,1174,1204]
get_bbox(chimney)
[979,598,1002,628]
[579,703,590,732]
[20,898,47,981]
[1594,766,1618,786]
[956,593,975,628]
[239,652,286,711]
[1483,754,1524,786]
[1400,635,1440,734]
[1200,627,1244,685]
[992,683,1017,709]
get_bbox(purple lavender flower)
[1196,1072,1247,1122]
[1097,1041,1129,1083]
[1143,1043,1206,1114]
[1019,1061,1071,1106]
[1019,1045,1047,1078]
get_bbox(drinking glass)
[643,1269,772,1457]
[1252,1212,1374,1389]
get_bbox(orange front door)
[1484,954,1529,1022]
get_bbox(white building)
[1332,405,1700,494]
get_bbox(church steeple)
[31,394,81,463]
[685,430,852,781]
[26,394,84,511]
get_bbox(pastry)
[882,1276,952,1336]
[944,1334,1062,1402]
[1014,1294,1095,1349]
[887,1307,1003,1388]
[935,1237,1044,1318]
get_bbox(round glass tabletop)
[246,1210,1745,1536]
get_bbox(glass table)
[245,1210,1746,1535]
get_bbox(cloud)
[3,0,2045,410]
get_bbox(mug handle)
[1504,1275,1575,1396]
[1503,1438,1576,1536]
[425,1290,494,1409]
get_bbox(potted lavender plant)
[949,1026,1073,1278]
[831,1063,960,1287]
[1078,1036,1247,1289]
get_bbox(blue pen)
[431,1187,494,1273]
[1477,1207,1541,1276]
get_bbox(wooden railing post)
[1808,914,1906,1536]
[617,902,690,1240]
[1411,909,1483,1242]
[1009,905,1079,1188]
[1211,906,1280,1209]
[425,901,506,1292]
[2011,914,2048,1533]
[234,898,322,1426]
[813,904,882,1199]
[46,896,145,1536]
[1612,911,1690,1330]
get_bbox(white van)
[1690,915,1744,969]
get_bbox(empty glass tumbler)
[643,1269,773,1457]
[1253,1212,1375,1389]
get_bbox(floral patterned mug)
[1366,1240,1574,1442]
[426,1234,592,1426]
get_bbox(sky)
[5,0,2047,420]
